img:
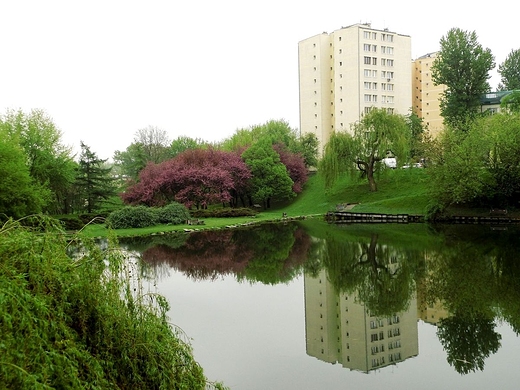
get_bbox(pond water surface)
[120,220,520,390]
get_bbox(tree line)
[0,113,318,219]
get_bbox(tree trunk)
[367,162,377,192]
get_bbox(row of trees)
[121,120,316,209]
[0,109,117,218]
[1,108,316,219]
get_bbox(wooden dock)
[326,211,424,224]
[326,211,519,225]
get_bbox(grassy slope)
[81,168,432,238]
[278,168,431,216]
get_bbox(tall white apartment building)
[298,23,412,155]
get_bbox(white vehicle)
[382,157,397,169]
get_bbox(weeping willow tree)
[319,108,410,191]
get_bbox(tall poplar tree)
[431,28,495,130]
[498,48,520,91]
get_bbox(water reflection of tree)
[422,228,520,374]
[138,223,314,284]
[236,224,312,284]
[322,232,424,317]
[437,315,501,374]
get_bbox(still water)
[120,220,520,390]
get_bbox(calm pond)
[119,220,520,390]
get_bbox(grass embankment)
[81,168,431,238]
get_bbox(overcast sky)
[1,1,517,160]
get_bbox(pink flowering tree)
[122,148,251,208]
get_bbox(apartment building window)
[364,31,371,39]
[364,82,372,89]
[372,44,377,52]
[386,47,394,55]
[387,96,394,103]
[387,59,394,67]
[381,58,386,66]
[387,71,394,79]
[372,82,377,90]
[364,94,372,102]
[381,83,386,90]
[372,57,377,65]
[371,333,378,342]
[364,69,372,77]
[387,83,394,91]
[372,70,377,77]
[381,33,393,42]
[364,107,372,114]
[381,71,386,79]
[364,43,371,51]
[364,56,371,65]
[339,61,343,66]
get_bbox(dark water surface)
[120,221,520,390]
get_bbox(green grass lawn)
[278,168,431,216]
[80,168,432,238]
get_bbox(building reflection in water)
[304,269,418,372]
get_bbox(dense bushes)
[106,202,190,229]
[0,217,224,389]
[190,207,258,218]
[156,202,191,224]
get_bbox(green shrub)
[106,206,158,229]
[191,207,258,218]
[0,217,221,389]
[155,202,191,225]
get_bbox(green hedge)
[106,202,191,229]
[190,207,258,218]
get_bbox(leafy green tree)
[429,113,520,209]
[170,135,207,157]
[406,111,427,160]
[298,132,319,168]
[241,138,295,208]
[113,142,148,182]
[75,142,116,213]
[220,119,299,153]
[0,108,76,214]
[497,48,520,91]
[320,108,410,192]
[500,90,520,113]
[431,28,495,129]
[0,130,46,218]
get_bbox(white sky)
[1,0,517,160]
